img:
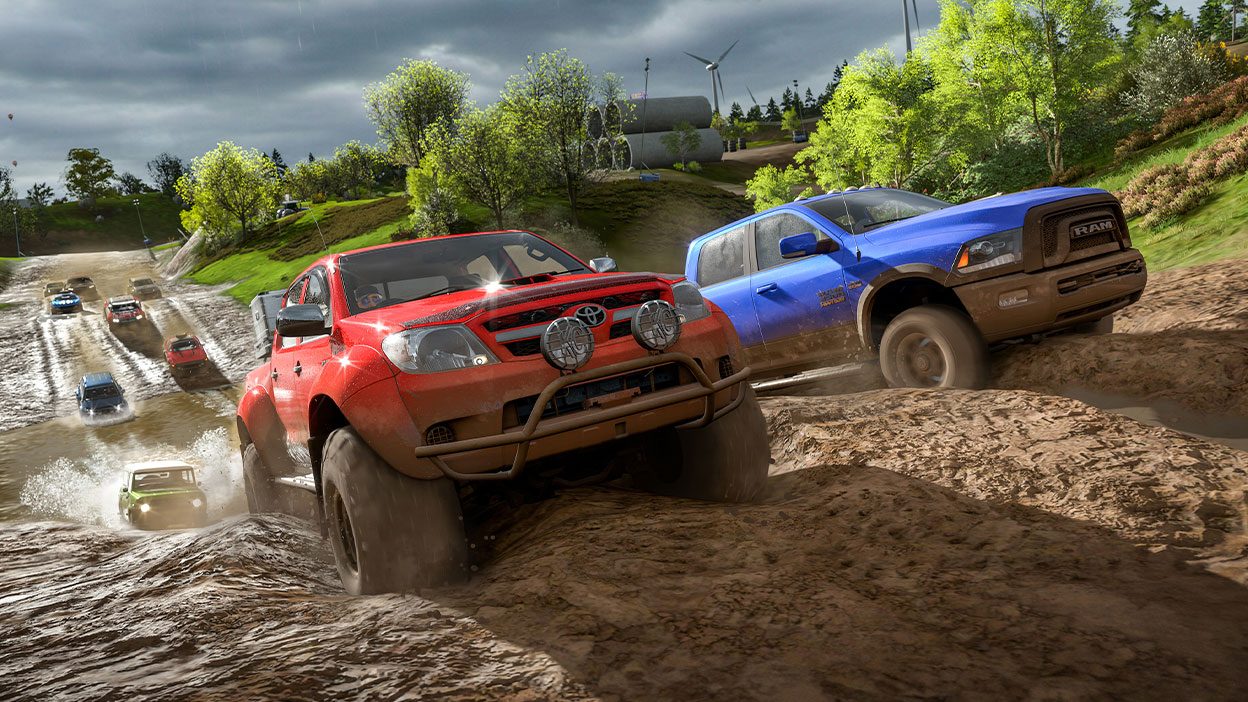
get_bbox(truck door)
[749,211,855,374]
[271,266,335,444]
[693,224,764,357]
[270,277,307,438]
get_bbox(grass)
[1080,112,1248,193]
[1132,172,1248,270]
[6,192,186,257]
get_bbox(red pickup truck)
[236,230,769,594]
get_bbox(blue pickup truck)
[685,186,1147,388]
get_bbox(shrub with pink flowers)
[1113,75,1248,163]
[1116,122,1248,228]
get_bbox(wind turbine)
[685,39,738,115]
[902,0,922,55]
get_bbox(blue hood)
[862,187,1110,249]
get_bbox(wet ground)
[0,252,1246,700]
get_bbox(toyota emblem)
[574,304,608,327]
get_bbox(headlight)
[632,300,682,351]
[192,498,203,508]
[382,325,499,374]
[955,228,1023,274]
[671,281,710,322]
[139,503,151,513]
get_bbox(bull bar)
[413,351,751,481]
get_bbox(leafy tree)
[1127,30,1229,117]
[115,172,148,196]
[1197,0,1229,39]
[0,166,15,211]
[745,164,813,212]
[747,104,764,121]
[283,159,329,202]
[661,120,703,168]
[330,140,386,195]
[63,148,116,202]
[501,49,597,226]
[729,102,745,121]
[1127,0,1165,40]
[26,182,53,208]
[765,97,781,121]
[428,107,542,228]
[175,142,279,243]
[781,107,803,136]
[146,153,186,198]
[23,183,52,241]
[363,59,470,168]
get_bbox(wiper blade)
[413,285,469,300]
[863,216,912,230]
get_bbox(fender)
[236,385,293,474]
[855,263,950,350]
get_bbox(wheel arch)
[857,265,971,350]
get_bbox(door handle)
[755,282,778,295]
[293,363,303,375]
[270,371,278,379]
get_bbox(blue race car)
[685,186,1147,389]
[76,372,133,425]
[49,290,83,315]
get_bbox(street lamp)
[793,79,805,125]
[134,198,154,261]
[12,207,21,257]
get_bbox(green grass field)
[2,192,186,257]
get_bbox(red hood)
[340,272,681,334]
[166,346,207,364]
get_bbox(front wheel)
[322,427,469,595]
[879,305,988,389]
[633,386,771,503]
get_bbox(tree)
[501,49,597,226]
[765,97,781,121]
[26,182,53,208]
[331,140,386,195]
[0,166,15,211]
[661,120,704,168]
[1127,0,1165,40]
[24,183,52,241]
[747,104,764,121]
[804,88,816,109]
[63,148,116,202]
[1127,29,1229,117]
[146,153,186,198]
[363,59,470,168]
[745,164,813,212]
[729,102,745,121]
[308,152,315,162]
[283,159,329,202]
[115,172,148,195]
[270,149,287,178]
[817,81,837,109]
[1197,0,1229,39]
[781,107,803,137]
[781,87,796,112]
[175,142,279,243]
[428,107,542,228]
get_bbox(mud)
[2,252,1248,699]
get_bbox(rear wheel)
[322,427,469,595]
[879,305,988,389]
[633,386,770,503]
[243,444,281,514]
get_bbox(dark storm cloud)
[1,0,1010,197]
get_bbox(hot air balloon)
[6,114,11,120]
[10,161,15,167]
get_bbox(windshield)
[83,385,120,400]
[130,469,196,490]
[170,338,199,352]
[110,302,140,312]
[68,277,92,285]
[802,189,950,234]
[132,278,153,286]
[338,231,591,316]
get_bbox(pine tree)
[747,104,763,121]
[270,149,287,177]
[729,102,745,121]
[781,87,795,112]
[816,81,836,109]
[308,152,315,162]
[765,98,781,122]
[1127,0,1165,40]
[804,88,816,109]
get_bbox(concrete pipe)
[621,128,723,169]
[612,96,713,134]
[595,138,613,170]
[602,101,622,136]
[586,105,604,140]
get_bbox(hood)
[81,395,126,411]
[339,272,679,334]
[131,486,206,500]
[862,187,1110,248]
[168,347,207,363]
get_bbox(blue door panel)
[702,276,763,347]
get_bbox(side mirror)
[780,232,838,259]
[588,257,618,274]
[276,303,330,338]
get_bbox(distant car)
[276,200,309,218]
[127,277,162,300]
[65,275,99,301]
[117,461,208,529]
[49,291,83,315]
[164,334,208,376]
[43,281,65,296]
[76,372,131,423]
[105,295,146,327]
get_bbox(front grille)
[1069,232,1115,251]
[1057,259,1145,295]
[718,355,734,379]
[608,320,632,339]
[425,423,456,445]
[1056,295,1133,322]
[503,338,542,357]
[510,363,682,424]
[483,290,661,332]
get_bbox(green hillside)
[0,192,185,257]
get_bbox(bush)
[1117,122,1248,227]
[1126,31,1230,121]
[528,221,607,261]
[685,161,702,173]
[1115,75,1248,162]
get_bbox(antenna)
[826,155,862,262]
[638,57,655,177]
[304,200,329,254]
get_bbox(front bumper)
[412,351,751,481]
[954,249,1146,342]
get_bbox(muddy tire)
[634,386,770,503]
[880,305,987,389]
[321,426,469,595]
[1070,314,1113,335]
[243,444,282,514]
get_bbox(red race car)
[236,230,769,594]
[105,295,146,327]
[164,334,208,377]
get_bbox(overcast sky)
[0,0,1207,197]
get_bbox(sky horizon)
[0,0,1215,199]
